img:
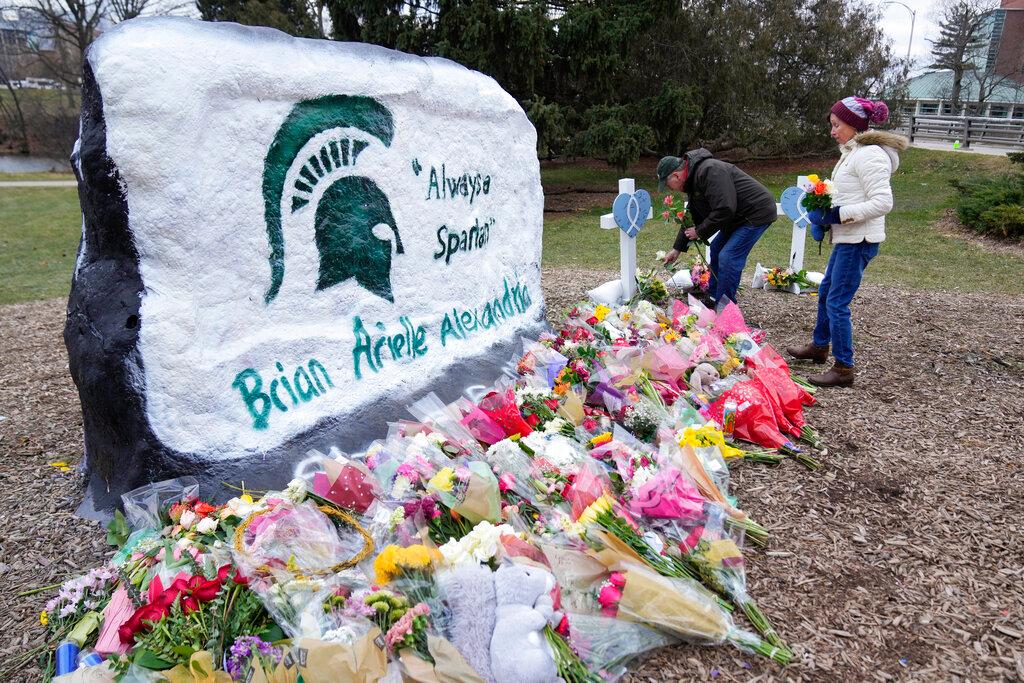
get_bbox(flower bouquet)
[593,562,791,663]
[764,266,815,291]
[799,174,834,215]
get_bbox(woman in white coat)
[787,97,908,387]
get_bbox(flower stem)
[725,517,769,547]
[16,582,63,598]
[544,625,603,683]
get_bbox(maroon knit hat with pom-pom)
[831,96,889,132]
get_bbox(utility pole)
[882,0,917,62]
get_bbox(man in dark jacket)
[657,149,777,310]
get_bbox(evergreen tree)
[928,0,992,114]
[197,0,320,38]
[194,0,898,161]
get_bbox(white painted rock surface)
[65,17,545,512]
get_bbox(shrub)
[1008,152,1024,166]
[951,173,1024,239]
[978,204,1024,239]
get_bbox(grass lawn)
[0,172,76,181]
[0,147,1021,306]
[542,148,1024,296]
[0,186,80,305]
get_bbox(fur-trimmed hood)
[854,130,909,150]
[846,130,909,172]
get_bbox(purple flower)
[226,635,280,681]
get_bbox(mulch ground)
[2,270,1023,682]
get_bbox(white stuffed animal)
[490,563,561,683]
[439,563,498,683]
[688,362,720,395]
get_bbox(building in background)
[904,0,1024,118]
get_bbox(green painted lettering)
[308,359,333,392]
[269,379,289,412]
[293,366,319,401]
[232,369,271,430]
[352,316,377,380]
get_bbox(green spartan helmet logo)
[262,95,403,303]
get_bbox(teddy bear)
[438,563,497,682]
[688,362,720,395]
[439,562,562,683]
[490,562,561,683]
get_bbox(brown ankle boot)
[786,342,829,364]
[808,362,856,387]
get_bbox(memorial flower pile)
[29,294,828,682]
[763,266,815,290]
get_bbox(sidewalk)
[909,139,1020,156]
[0,180,77,187]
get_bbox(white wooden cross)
[587,178,653,305]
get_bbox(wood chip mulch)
[1,269,1022,682]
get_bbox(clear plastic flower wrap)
[232,498,375,586]
[120,477,200,531]
[424,459,501,526]
[406,392,486,459]
[247,572,362,640]
[452,395,507,445]
[303,449,382,514]
[517,337,569,389]
[565,612,677,682]
[652,503,786,650]
[591,560,790,663]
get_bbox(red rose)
[193,501,218,517]
[556,614,571,637]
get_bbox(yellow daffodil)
[594,304,611,322]
[240,494,254,504]
[720,357,741,377]
[681,425,744,459]
[806,174,820,184]
[427,467,455,493]
[39,611,48,626]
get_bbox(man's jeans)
[812,241,880,366]
[708,223,771,308]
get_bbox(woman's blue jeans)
[812,241,880,366]
[708,223,771,308]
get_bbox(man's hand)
[684,227,699,240]
[807,206,841,225]
[663,248,681,264]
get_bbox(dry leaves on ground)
[1,269,1023,682]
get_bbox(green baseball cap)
[657,155,683,192]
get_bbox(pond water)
[0,154,71,173]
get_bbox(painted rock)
[66,17,546,513]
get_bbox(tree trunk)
[0,68,31,154]
[951,68,963,115]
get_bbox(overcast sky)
[876,0,944,70]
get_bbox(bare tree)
[971,51,1024,115]
[0,22,31,152]
[927,0,998,115]
[16,0,106,90]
